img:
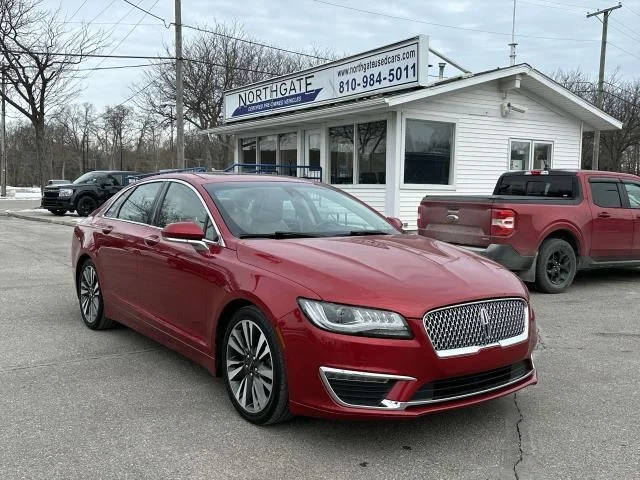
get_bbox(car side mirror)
[386,217,404,231]
[162,222,206,241]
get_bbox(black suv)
[41,170,141,217]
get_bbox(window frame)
[622,182,640,209]
[101,179,225,246]
[589,179,625,209]
[508,138,554,171]
[110,180,165,226]
[401,114,457,190]
[238,131,299,174]
[326,116,388,187]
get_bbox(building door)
[305,130,321,181]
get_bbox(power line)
[311,0,598,42]
[88,0,118,25]
[608,21,640,44]
[76,62,172,71]
[608,40,640,62]
[121,0,171,27]
[624,4,640,18]
[3,49,282,74]
[519,0,584,12]
[69,0,90,21]
[118,0,330,60]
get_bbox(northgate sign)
[224,36,429,122]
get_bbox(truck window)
[495,175,575,198]
[590,182,622,208]
[624,183,640,208]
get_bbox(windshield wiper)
[239,231,319,239]
[346,230,391,236]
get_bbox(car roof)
[136,172,319,185]
[501,169,639,180]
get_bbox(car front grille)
[409,360,533,403]
[43,190,59,198]
[423,298,528,357]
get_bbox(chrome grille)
[423,298,528,356]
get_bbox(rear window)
[495,175,576,198]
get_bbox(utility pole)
[175,0,185,169]
[587,3,621,170]
[1,62,6,197]
[509,0,518,66]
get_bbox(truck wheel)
[535,238,577,293]
[49,209,67,216]
[76,196,97,217]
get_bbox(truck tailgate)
[418,196,495,248]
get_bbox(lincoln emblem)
[479,307,492,341]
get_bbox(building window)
[279,133,297,176]
[330,125,354,184]
[404,119,454,185]
[509,139,553,170]
[259,135,277,171]
[239,133,297,175]
[358,121,386,184]
[329,120,387,185]
[307,132,320,168]
[241,138,256,168]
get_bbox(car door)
[93,181,164,313]
[622,182,640,259]
[588,179,634,260]
[137,180,226,347]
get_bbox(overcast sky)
[38,0,640,111]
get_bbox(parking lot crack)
[512,393,524,480]
[0,348,163,374]
[535,328,547,350]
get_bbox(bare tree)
[0,0,104,187]
[136,21,332,169]
[103,105,133,170]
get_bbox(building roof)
[203,64,622,136]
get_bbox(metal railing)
[223,163,322,181]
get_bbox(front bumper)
[281,306,537,419]
[41,195,73,210]
[461,244,535,272]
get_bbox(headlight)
[58,188,73,197]
[298,298,412,339]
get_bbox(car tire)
[222,306,291,425]
[49,209,67,216]
[535,238,577,294]
[77,259,114,330]
[76,196,98,217]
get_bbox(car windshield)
[204,181,396,238]
[73,172,105,185]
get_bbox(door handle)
[101,226,113,234]
[144,235,160,246]
[598,212,611,218]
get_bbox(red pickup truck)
[418,170,640,293]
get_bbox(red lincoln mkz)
[72,173,537,424]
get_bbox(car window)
[117,182,162,224]
[625,183,640,208]
[495,175,575,198]
[590,182,622,208]
[104,190,131,218]
[155,182,216,241]
[205,181,395,237]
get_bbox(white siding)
[337,186,386,215]
[398,81,583,229]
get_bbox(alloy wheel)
[225,319,274,414]
[79,264,101,324]
[545,249,572,285]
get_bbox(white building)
[204,37,622,229]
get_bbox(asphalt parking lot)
[1,216,639,479]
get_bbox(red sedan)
[72,173,537,424]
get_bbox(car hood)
[236,234,528,318]
[44,183,75,190]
